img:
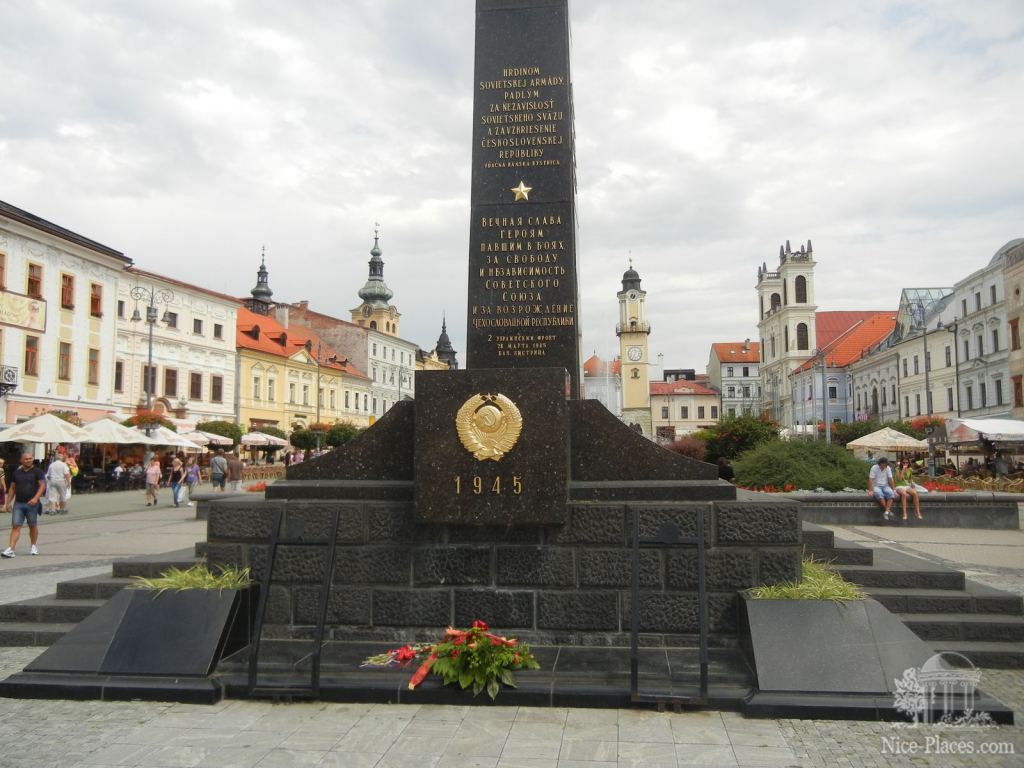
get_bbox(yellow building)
[236,306,371,433]
[616,262,652,436]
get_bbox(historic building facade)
[650,377,720,443]
[707,341,761,418]
[1003,240,1024,417]
[0,201,128,425]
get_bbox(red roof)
[236,307,367,379]
[792,312,896,374]
[583,354,621,376]
[815,311,891,349]
[711,341,760,363]
[650,380,719,397]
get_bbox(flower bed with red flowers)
[361,620,540,699]
[245,481,267,492]
[919,479,963,493]
[736,483,797,493]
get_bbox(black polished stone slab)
[465,0,580,397]
[414,368,568,525]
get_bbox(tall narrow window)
[117,300,125,319]
[1012,319,1021,351]
[27,264,42,298]
[90,283,102,317]
[58,342,71,380]
[24,336,39,376]
[61,274,75,308]
[164,368,177,397]
[253,376,261,400]
[980,382,987,407]
[977,334,984,357]
[0,253,6,289]
[945,346,952,366]
[991,285,997,304]
[193,318,203,335]
[795,275,807,303]
[992,328,1000,352]
[697,406,705,419]
[190,372,202,400]
[211,375,224,403]
[948,387,955,411]
[213,323,223,340]
[267,379,276,402]
[114,361,124,392]
[796,323,808,350]
[995,379,1003,406]
[87,348,99,385]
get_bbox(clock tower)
[350,226,401,337]
[616,260,652,436]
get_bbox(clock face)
[627,346,643,362]
[628,291,637,300]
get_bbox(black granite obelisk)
[464,0,581,398]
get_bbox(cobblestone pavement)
[0,646,1019,767]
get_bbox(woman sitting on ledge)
[894,458,923,521]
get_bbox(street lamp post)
[815,349,830,445]
[939,318,961,417]
[130,285,175,434]
[312,342,338,453]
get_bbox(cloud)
[0,0,1021,374]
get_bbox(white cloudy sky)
[2,0,1022,371]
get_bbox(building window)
[0,253,5,288]
[253,376,261,400]
[372,368,377,382]
[372,397,378,414]
[995,379,1003,406]
[364,393,369,411]
[24,336,39,376]
[966,385,974,410]
[681,406,689,419]
[727,386,735,397]
[1012,319,1021,351]
[992,328,999,352]
[915,393,921,416]
[164,368,178,397]
[661,406,669,419]
[213,323,223,340]
[963,340,969,361]
[142,364,156,395]
[945,345,952,366]
[975,292,981,311]
[117,299,125,318]
[697,406,705,419]
[165,311,178,329]
[902,359,908,377]
[980,382,987,407]
[318,388,324,407]
[976,334,984,357]
[372,343,377,356]
[345,391,350,409]
[795,275,807,303]
[1013,378,1023,408]
[828,385,838,400]
[711,406,718,418]
[948,387,955,411]
[87,348,99,385]
[770,336,776,357]
[330,390,336,410]
[882,387,887,406]
[784,326,789,351]
[211,375,224,403]
[904,396,909,417]
[193,318,203,335]
[289,383,296,403]
[26,263,43,298]
[115,361,124,392]
[302,384,310,405]
[891,384,896,404]
[796,323,808,350]
[267,379,275,401]
[961,298,967,317]
[728,408,736,417]
[726,367,734,377]
[190,372,202,400]
[60,274,75,308]
[913,356,919,375]
[89,283,102,316]
[58,342,71,380]
[742,366,749,377]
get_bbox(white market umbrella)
[846,427,928,456]
[132,425,203,451]
[83,418,158,445]
[179,431,211,446]
[0,412,93,444]
[241,431,288,447]
[188,430,235,446]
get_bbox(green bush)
[288,428,318,451]
[733,439,868,492]
[194,420,243,445]
[326,421,363,447]
[700,414,780,463]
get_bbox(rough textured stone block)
[709,593,738,633]
[667,550,755,590]
[248,545,270,581]
[367,504,419,543]
[204,543,242,569]
[264,585,292,624]
[207,501,282,540]
[715,502,800,544]
[579,549,661,588]
[454,589,534,628]
[756,549,801,586]
[633,504,713,545]
[496,547,575,586]
[270,545,327,583]
[373,589,451,626]
[537,591,618,630]
[623,593,698,633]
[549,505,626,545]
[294,586,372,625]
[448,525,541,544]
[282,501,365,543]
[334,547,411,585]
[414,547,491,586]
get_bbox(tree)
[123,410,176,431]
[699,414,780,463]
[259,425,287,440]
[733,440,868,492]
[665,435,707,462]
[195,420,242,445]
[326,421,363,447]
[288,428,318,451]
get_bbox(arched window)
[770,293,781,311]
[370,320,377,330]
[872,388,879,414]
[797,323,809,350]
[795,275,807,303]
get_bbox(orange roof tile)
[815,311,891,349]
[650,380,719,397]
[711,341,761,363]
[583,354,621,377]
[236,307,367,379]
[792,312,896,374]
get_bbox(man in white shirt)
[868,457,896,521]
[45,455,71,515]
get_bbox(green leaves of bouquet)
[430,620,540,699]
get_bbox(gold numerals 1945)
[454,475,523,495]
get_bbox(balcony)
[616,321,651,335]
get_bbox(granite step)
[55,575,136,601]
[866,586,1024,616]
[801,522,874,565]
[110,548,203,578]
[835,549,965,591]
[928,640,1024,669]
[0,622,76,647]
[900,613,1024,643]
[0,597,106,625]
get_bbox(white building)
[707,341,761,418]
[114,267,238,427]
[582,353,622,416]
[0,201,128,426]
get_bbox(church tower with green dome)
[350,226,401,337]
[244,247,275,316]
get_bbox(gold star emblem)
[510,181,532,201]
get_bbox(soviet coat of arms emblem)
[455,393,523,461]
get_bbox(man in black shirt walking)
[3,452,45,558]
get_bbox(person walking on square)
[209,449,228,492]
[3,453,46,557]
[868,456,897,521]
[894,458,923,521]
[168,455,185,507]
[226,451,243,492]
[45,453,71,516]
[144,456,162,506]
[184,456,201,506]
